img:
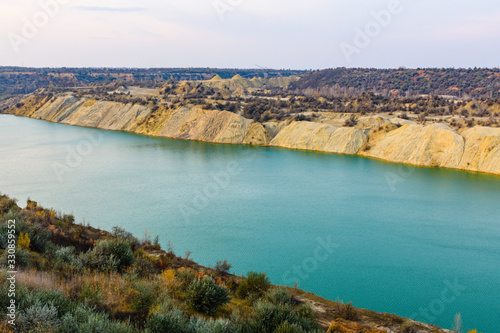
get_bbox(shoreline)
[0,193,453,333]
[3,112,500,179]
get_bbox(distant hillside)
[203,74,300,90]
[0,67,304,95]
[288,68,500,99]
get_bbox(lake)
[0,114,499,332]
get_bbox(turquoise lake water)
[0,114,499,332]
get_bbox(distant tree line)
[288,68,500,99]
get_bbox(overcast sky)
[1,0,499,69]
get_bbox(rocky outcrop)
[5,95,500,176]
[360,123,465,169]
[204,74,300,90]
[458,126,500,174]
[269,121,368,154]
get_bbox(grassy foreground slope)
[0,194,463,333]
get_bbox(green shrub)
[0,233,6,250]
[95,238,134,271]
[72,303,97,320]
[79,247,119,272]
[215,259,232,274]
[21,289,73,316]
[62,213,75,226]
[265,287,292,305]
[188,316,236,333]
[1,209,24,229]
[252,300,298,332]
[79,312,136,333]
[26,223,51,252]
[236,272,271,299]
[177,269,196,290]
[18,300,60,333]
[0,246,31,269]
[56,246,76,263]
[230,313,256,333]
[130,253,157,277]
[0,195,18,215]
[78,284,104,308]
[274,321,306,333]
[186,276,230,315]
[111,226,139,249]
[78,238,134,273]
[128,282,156,317]
[60,312,80,333]
[146,308,187,333]
[60,303,136,333]
[296,303,319,331]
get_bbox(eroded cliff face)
[5,95,500,175]
[360,123,465,168]
[458,126,500,174]
[12,95,268,145]
[269,121,368,154]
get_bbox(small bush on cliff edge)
[186,276,230,315]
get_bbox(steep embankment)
[4,94,500,176]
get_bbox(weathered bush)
[0,233,6,250]
[401,320,418,333]
[177,268,196,290]
[336,302,357,321]
[236,271,271,299]
[78,284,104,308]
[25,223,51,252]
[21,289,73,316]
[78,238,133,273]
[215,259,232,274]
[265,287,293,305]
[96,238,134,270]
[0,195,17,215]
[130,252,158,277]
[188,316,236,333]
[59,303,136,333]
[274,321,306,333]
[56,246,76,263]
[111,226,139,249]
[60,312,80,333]
[252,300,298,332]
[296,303,319,331]
[79,312,136,333]
[0,246,30,269]
[78,249,119,272]
[186,276,230,315]
[18,300,60,333]
[146,307,187,333]
[127,282,156,317]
